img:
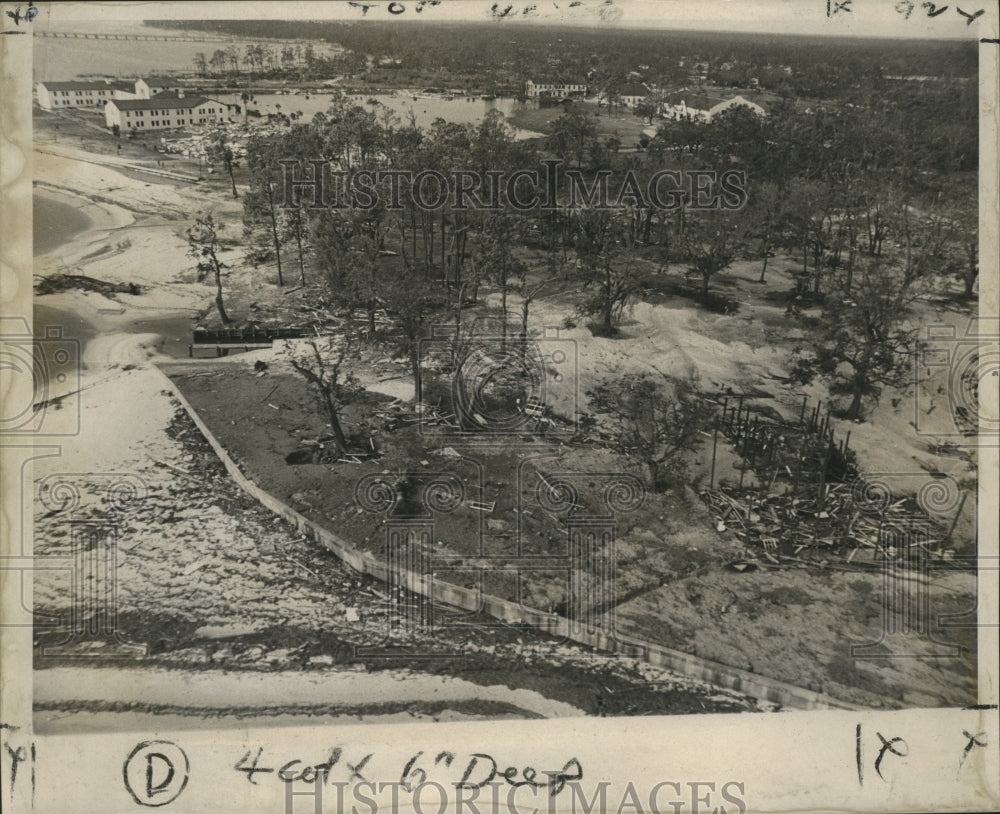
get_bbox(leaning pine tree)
[187,213,231,326]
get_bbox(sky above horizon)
[32,0,997,41]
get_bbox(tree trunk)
[440,211,446,276]
[642,459,660,492]
[427,221,434,279]
[846,386,864,420]
[410,206,418,267]
[964,257,976,298]
[214,268,231,324]
[296,226,306,285]
[455,228,466,289]
[454,283,465,344]
[759,251,769,283]
[500,279,508,351]
[410,347,422,405]
[322,393,349,454]
[604,264,614,333]
[266,185,283,286]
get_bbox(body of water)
[33,21,339,81]
[33,194,92,255]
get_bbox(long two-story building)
[104,91,235,132]
[36,80,137,111]
[525,80,588,99]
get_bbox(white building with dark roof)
[104,91,235,132]
[525,80,588,99]
[707,95,766,119]
[618,82,651,108]
[135,77,184,99]
[661,92,766,122]
[36,80,137,111]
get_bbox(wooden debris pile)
[701,483,963,567]
[372,398,457,430]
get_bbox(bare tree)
[187,214,231,325]
[242,135,284,285]
[209,49,227,75]
[680,209,747,296]
[312,205,390,340]
[286,333,361,456]
[588,368,711,491]
[946,202,979,298]
[790,258,921,419]
[746,181,784,283]
[380,264,448,405]
[572,207,641,335]
[282,203,309,287]
[207,132,238,198]
[472,212,527,350]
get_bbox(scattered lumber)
[700,482,958,568]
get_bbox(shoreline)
[33,181,133,242]
[32,145,207,389]
[33,191,93,255]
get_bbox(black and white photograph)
[1,1,998,812]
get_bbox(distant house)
[661,92,766,122]
[618,83,651,108]
[36,80,136,111]
[660,92,717,122]
[135,77,184,99]
[525,80,588,99]
[105,91,235,132]
[707,95,766,119]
